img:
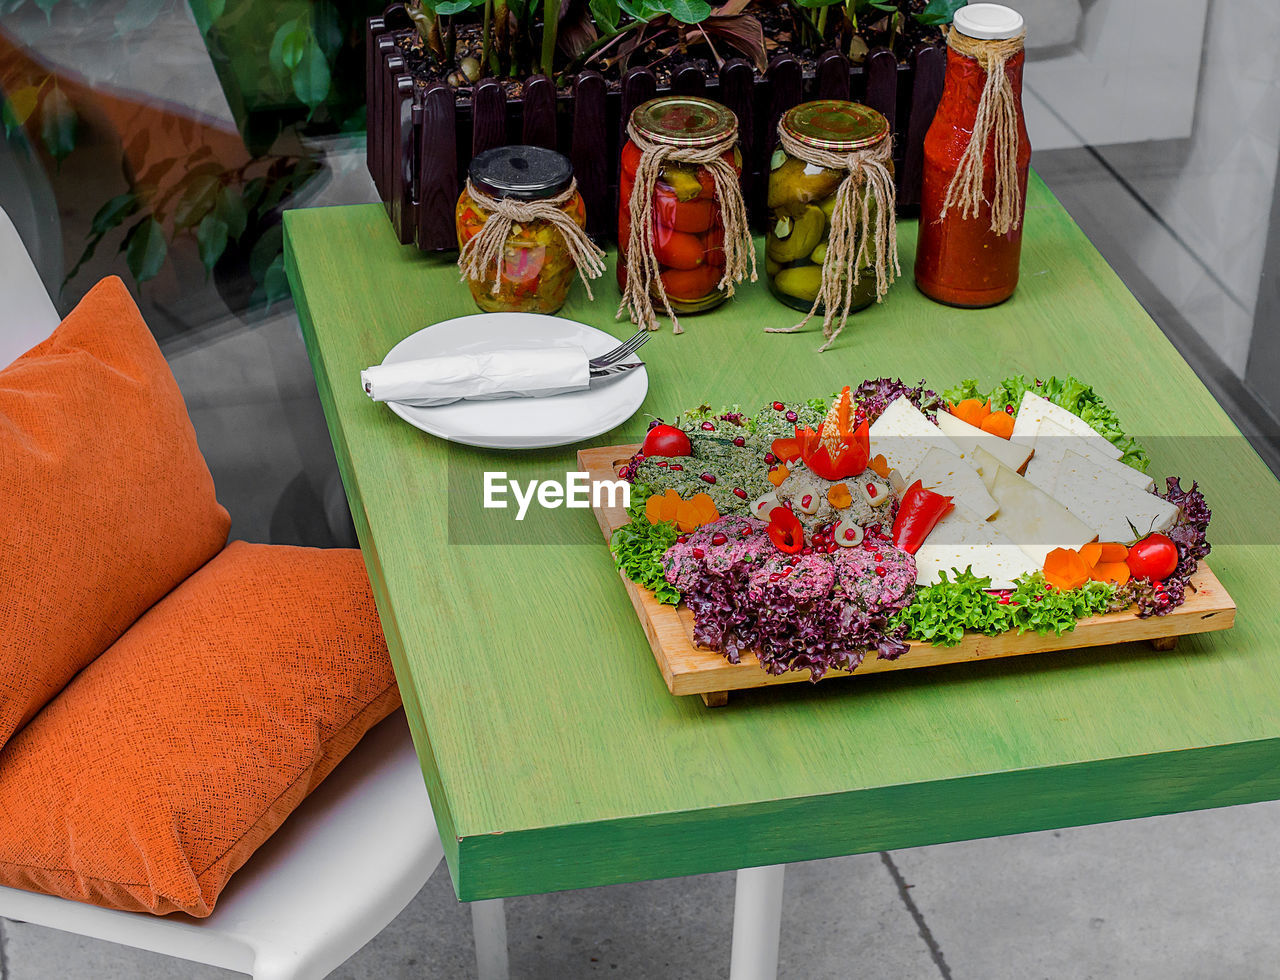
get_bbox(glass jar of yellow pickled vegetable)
[456,146,592,315]
[766,101,893,316]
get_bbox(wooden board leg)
[1151,636,1179,651]
[701,691,729,707]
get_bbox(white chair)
[0,205,509,980]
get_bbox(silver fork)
[589,328,649,369]
[589,361,643,381]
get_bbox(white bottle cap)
[953,3,1025,40]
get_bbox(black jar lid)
[468,145,573,201]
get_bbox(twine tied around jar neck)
[617,121,757,334]
[766,127,900,353]
[458,178,606,299]
[940,27,1026,236]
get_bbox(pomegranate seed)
[1005,404,1014,414]
[826,543,838,553]
[785,411,797,422]
[784,499,793,510]
[740,527,752,537]
[701,472,716,484]
[669,464,683,471]
[772,401,785,411]
[998,596,1010,605]
[711,532,727,546]
[764,453,777,465]
[870,525,881,536]
[733,436,746,447]
[802,547,813,555]
[875,566,886,577]
[769,573,782,583]
[655,459,668,467]
[692,547,705,559]
[867,483,878,498]
[801,494,813,508]
[701,421,715,431]
[733,488,748,499]
[844,528,857,541]
[874,552,883,561]
[677,535,688,544]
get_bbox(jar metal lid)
[630,96,737,149]
[468,145,574,201]
[953,3,1024,40]
[780,100,889,153]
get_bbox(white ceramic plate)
[379,313,648,450]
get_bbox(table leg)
[470,897,510,980]
[729,864,786,980]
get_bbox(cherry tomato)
[654,190,714,234]
[653,229,706,270]
[641,424,692,458]
[1126,533,1179,582]
[660,264,721,301]
[620,141,642,179]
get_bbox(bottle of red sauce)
[915,4,1030,307]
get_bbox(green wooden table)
[285,175,1280,903]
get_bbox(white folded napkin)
[361,346,590,407]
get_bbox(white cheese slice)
[934,408,1033,474]
[910,446,1000,521]
[869,395,961,479]
[1025,416,1153,493]
[914,510,1040,589]
[985,463,1099,566]
[1012,390,1123,460]
[1047,449,1179,544]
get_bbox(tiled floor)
[3,0,1280,977]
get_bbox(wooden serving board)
[580,445,1237,706]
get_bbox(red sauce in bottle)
[915,43,1031,307]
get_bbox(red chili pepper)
[891,480,954,555]
[766,506,805,554]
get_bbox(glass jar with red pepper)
[456,146,588,315]
[915,3,1031,307]
[618,97,743,314]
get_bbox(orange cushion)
[0,276,230,749]
[0,541,401,916]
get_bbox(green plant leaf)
[588,0,620,33]
[914,0,965,26]
[433,0,475,13]
[39,86,77,161]
[868,0,897,12]
[189,0,225,35]
[281,27,310,71]
[261,254,290,311]
[196,214,229,274]
[172,173,221,229]
[311,0,344,57]
[249,224,284,283]
[215,185,248,241]
[122,218,168,283]
[653,0,708,22]
[90,191,141,235]
[34,0,56,22]
[655,0,706,22]
[3,85,41,135]
[268,18,302,75]
[114,0,167,36]
[290,38,331,111]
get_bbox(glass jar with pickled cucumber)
[618,97,743,314]
[456,146,588,315]
[765,101,892,314]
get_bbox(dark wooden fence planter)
[367,6,944,252]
